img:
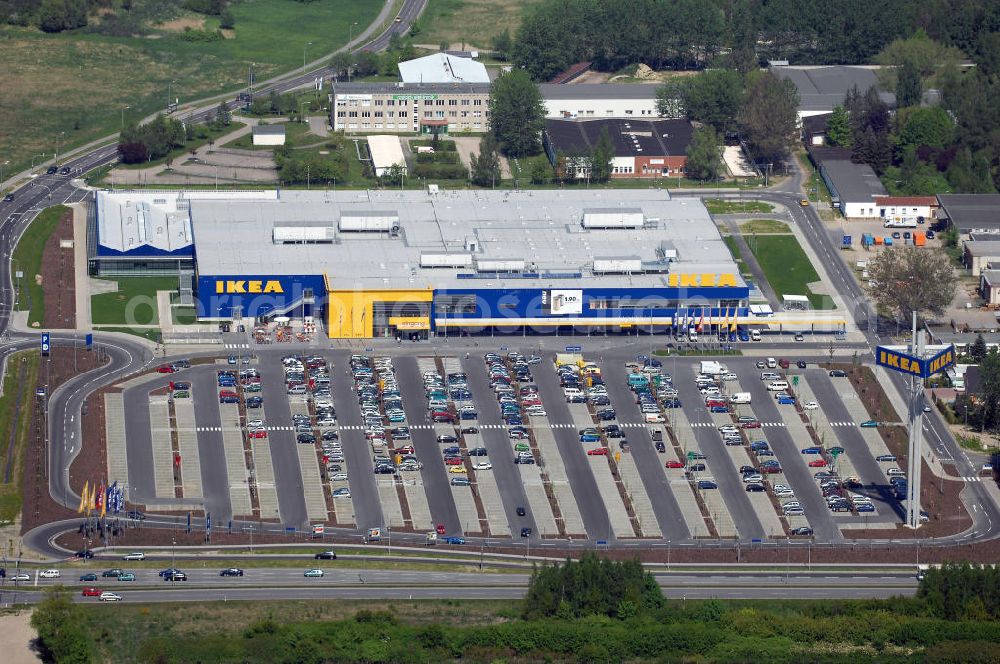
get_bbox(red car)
[761,465,783,473]
[156,365,176,373]
[444,457,463,465]
[742,421,762,429]
[705,399,727,408]
[808,459,828,468]
[248,430,267,439]
[81,587,101,597]
[436,523,446,535]
[665,460,685,469]
[395,445,415,455]
[587,447,608,456]
[431,411,455,423]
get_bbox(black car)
[127,510,146,520]
[516,506,526,516]
[246,396,263,408]
[46,165,58,174]
[59,166,71,175]
[791,526,814,536]
[655,441,666,453]
[520,527,532,537]
[461,427,479,434]
[468,447,488,456]
[796,360,807,369]
[315,551,337,560]
[322,430,339,441]
[297,433,316,444]
[164,571,187,581]
[829,369,847,377]
[220,568,245,577]
[2,193,13,202]
[75,550,94,559]
[597,408,616,421]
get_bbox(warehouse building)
[819,159,888,218]
[91,189,845,338]
[543,117,693,178]
[770,64,895,120]
[937,194,1000,234]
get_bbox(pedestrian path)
[288,398,331,523]
[149,396,176,499]
[172,397,203,500]
[103,393,129,486]
[219,401,254,516]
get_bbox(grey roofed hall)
[770,65,895,113]
[820,160,888,202]
[938,194,1000,232]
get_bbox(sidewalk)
[72,203,92,333]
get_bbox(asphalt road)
[533,350,612,540]
[396,356,462,534]
[257,354,309,527]
[459,354,538,537]
[600,360,691,539]
[190,365,234,522]
[327,350,384,531]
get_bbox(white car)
[10,573,29,582]
[774,489,795,498]
[122,552,145,561]
[247,419,265,428]
[330,472,348,482]
[39,569,60,579]
[803,401,819,410]
[99,592,123,602]
[721,373,738,381]
[473,461,493,470]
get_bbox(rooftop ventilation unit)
[420,252,473,268]
[338,211,399,232]
[581,207,644,228]
[474,257,525,272]
[593,256,643,273]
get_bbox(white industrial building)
[252,124,286,146]
[397,53,490,84]
[366,135,407,176]
[538,83,659,119]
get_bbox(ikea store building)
[91,188,801,339]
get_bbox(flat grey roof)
[252,124,285,135]
[938,194,1000,231]
[821,160,887,202]
[177,189,744,291]
[964,241,1000,257]
[770,65,895,112]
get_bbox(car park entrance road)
[191,368,234,522]
[533,353,612,540]
[258,358,309,527]
[396,356,462,535]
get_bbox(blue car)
[855,502,875,513]
[709,405,729,413]
[750,441,770,451]
[443,536,465,545]
[777,396,796,405]
[580,433,600,443]
[800,447,822,455]
[738,330,750,341]
[663,398,682,409]
[697,480,718,489]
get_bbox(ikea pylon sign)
[876,344,955,379]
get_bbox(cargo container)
[914,231,926,246]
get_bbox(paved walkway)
[71,203,92,332]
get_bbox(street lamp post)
[349,21,358,46]
[55,131,65,166]
[303,41,313,70]
[1,159,9,185]
[121,105,130,130]
[31,153,47,172]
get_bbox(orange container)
[914,232,926,246]
[874,236,884,245]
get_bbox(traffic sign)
[85,333,93,349]
[565,345,582,352]
[364,347,374,352]
[792,376,799,386]
[596,540,607,546]
[40,333,50,356]
[637,354,648,361]
[499,346,508,351]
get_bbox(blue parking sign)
[40,333,50,356]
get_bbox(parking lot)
[113,347,914,542]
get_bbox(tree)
[896,60,923,108]
[865,246,956,325]
[214,101,231,128]
[947,147,996,193]
[737,71,798,163]
[971,333,989,363]
[874,29,966,79]
[826,105,852,147]
[219,7,235,29]
[488,69,546,157]
[492,28,513,61]
[670,69,744,134]
[379,163,404,187]
[470,133,502,187]
[528,157,551,184]
[684,125,722,181]
[31,589,93,663]
[728,0,758,74]
[655,81,685,119]
[852,126,892,174]
[589,128,614,183]
[895,106,954,152]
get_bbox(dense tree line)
[117,114,187,163]
[509,0,1000,81]
[522,553,664,619]
[918,563,1000,620]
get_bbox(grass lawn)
[416,0,541,48]
[739,218,790,234]
[721,235,750,278]
[117,121,246,169]
[746,235,833,310]
[91,277,179,326]
[171,306,198,325]
[0,350,39,525]
[705,199,774,215]
[220,120,312,150]
[1,0,380,175]
[92,326,163,342]
[12,205,68,326]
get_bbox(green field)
[1,0,380,176]
[416,0,540,49]
[705,198,775,215]
[91,277,179,326]
[739,218,790,234]
[117,120,246,170]
[0,351,39,524]
[11,205,68,326]
[746,235,833,309]
[721,234,750,277]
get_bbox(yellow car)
[799,199,809,207]
[448,466,467,474]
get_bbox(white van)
[688,329,698,342]
[767,380,789,391]
[766,357,777,368]
[287,385,307,395]
[563,387,584,398]
[644,413,666,423]
[760,372,781,381]
[730,392,752,404]
[750,330,761,341]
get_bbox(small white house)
[252,124,286,146]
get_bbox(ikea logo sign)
[215,280,284,294]
[666,273,739,288]
[876,345,955,379]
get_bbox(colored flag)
[100,483,106,518]
[77,481,88,514]
[696,309,705,333]
[730,308,738,332]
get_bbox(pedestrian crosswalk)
[688,421,787,428]
[961,476,983,483]
[223,343,251,350]
[192,421,796,432]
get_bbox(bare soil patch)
[156,15,206,32]
[39,208,75,330]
